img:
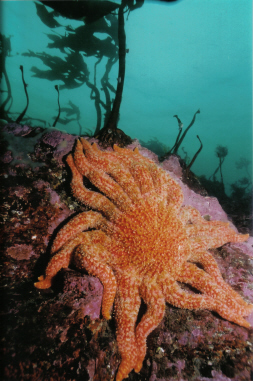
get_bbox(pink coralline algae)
[162,155,183,178]
[62,270,103,320]
[6,244,35,260]
[42,129,65,148]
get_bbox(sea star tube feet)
[35,138,253,381]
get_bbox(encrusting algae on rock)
[35,138,253,381]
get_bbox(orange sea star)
[35,138,253,381]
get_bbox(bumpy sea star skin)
[35,138,253,381]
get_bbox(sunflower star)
[35,138,253,381]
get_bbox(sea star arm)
[181,206,249,246]
[113,145,184,209]
[180,206,224,226]
[189,250,253,312]
[180,205,207,224]
[214,225,249,246]
[164,173,184,209]
[159,271,251,328]
[135,278,165,373]
[185,220,229,235]
[51,211,104,254]
[114,272,141,381]
[66,154,119,220]
[120,147,184,207]
[113,145,157,196]
[74,240,117,320]
[36,226,117,319]
[73,140,132,211]
[178,262,252,327]
[189,225,249,251]
[158,272,216,310]
[80,138,142,203]
[35,232,88,289]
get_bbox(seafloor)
[0,123,253,381]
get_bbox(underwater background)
[0,0,252,194]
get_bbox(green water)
[0,0,252,193]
